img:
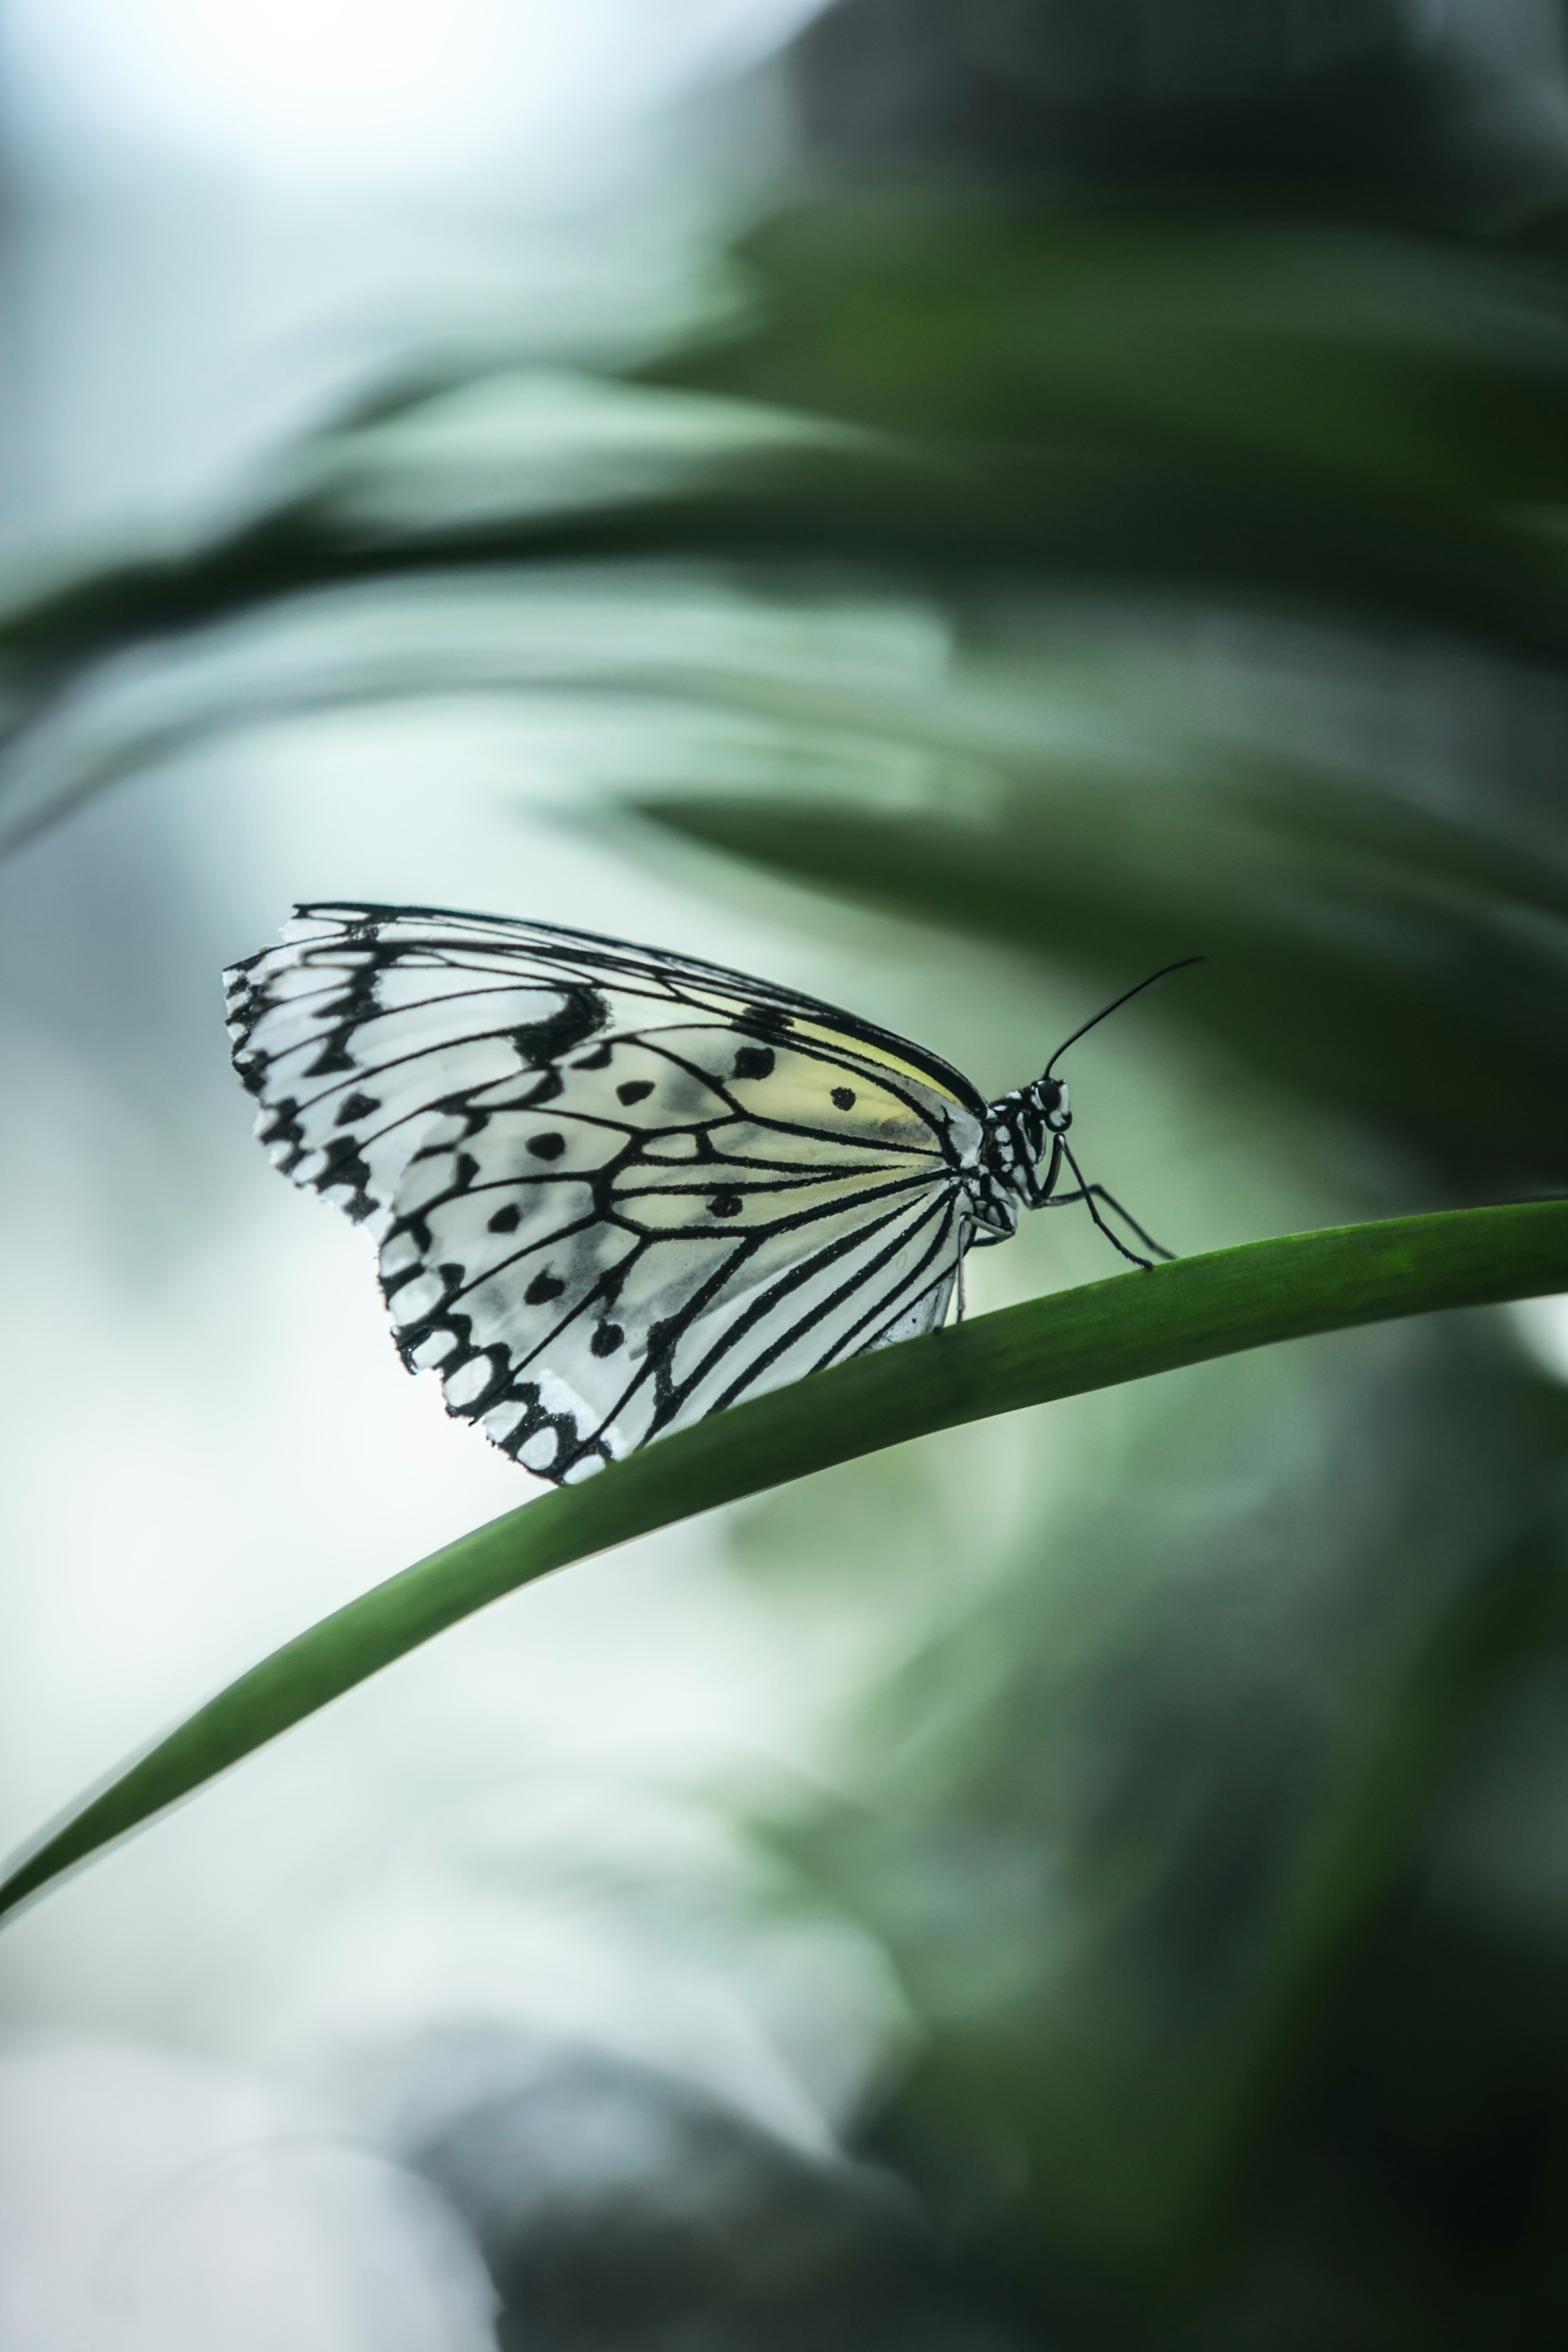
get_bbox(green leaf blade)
[3,1199,1564,1926]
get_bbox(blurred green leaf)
[798,1339,1564,2296]
[7,204,1568,849]
[2,1199,1564,1927]
[660,201,1568,503]
[635,768,1568,1185]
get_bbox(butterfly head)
[1029,1076,1071,1133]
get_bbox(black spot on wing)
[617,1079,654,1105]
[312,1131,377,1220]
[259,1099,304,1160]
[389,1262,471,1366]
[527,1132,566,1162]
[832,1087,855,1110]
[742,1003,793,1037]
[446,1345,517,1421]
[488,1203,522,1235]
[526,1270,565,1304]
[384,1209,433,1267]
[512,986,607,1067]
[492,1389,608,1481]
[733,1046,775,1080]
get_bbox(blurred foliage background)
[9,1,1568,2347]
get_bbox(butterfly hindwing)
[225,903,983,1481]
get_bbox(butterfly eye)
[1035,1078,1071,1131]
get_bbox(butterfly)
[223,904,1196,1484]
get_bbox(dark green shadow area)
[4,1198,1565,1926]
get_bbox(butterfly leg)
[1047,1140,1174,1269]
[1056,1185,1175,1264]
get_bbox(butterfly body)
[225,905,1165,1484]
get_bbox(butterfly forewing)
[225,903,982,1481]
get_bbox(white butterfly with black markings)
[224,905,1195,1484]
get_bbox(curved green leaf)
[633,784,1568,1183]
[3,1199,1565,1925]
[9,201,1568,853]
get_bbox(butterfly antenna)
[1042,956,1205,1079]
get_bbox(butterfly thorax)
[963,1076,1071,1238]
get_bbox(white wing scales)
[225,903,983,1482]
